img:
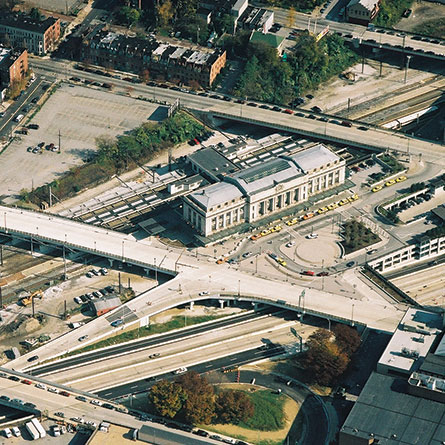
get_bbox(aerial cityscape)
[0,0,444,443]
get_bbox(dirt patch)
[395,2,445,37]
[204,384,300,444]
[150,305,244,324]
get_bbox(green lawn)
[238,390,286,431]
[341,220,381,254]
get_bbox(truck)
[25,422,39,440]
[31,418,46,438]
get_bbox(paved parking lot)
[0,84,164,202]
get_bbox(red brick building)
[0,46,28,87]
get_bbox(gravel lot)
[22,0,82,13]
[395,2,445,35]
[0,83,165,202]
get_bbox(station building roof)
[188,182,243,210]
[287,144,340,173]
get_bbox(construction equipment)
[19,289,44,306]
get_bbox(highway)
[95,344,287,399]
[0,203,406,370]
[28,307,282,376]
[27,58,445,166]
[271,6,445,58]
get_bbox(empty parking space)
[0,84,163,201]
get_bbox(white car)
[198,291,209,296]
[86,421,97,428]
[286,241,296,247]
[11,427,21,437]
[35,383,46,390]
[3,428,12,438]
[90,399,103,406]
[306,233,318,239]
[174,367,188,375]
[47,387,60,394]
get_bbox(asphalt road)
[95,344,286,399]
[29,307,282,376]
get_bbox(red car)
[302,270,315,276]
[21,379,32,385]
[284,109,293,114]
[60,391,70,397]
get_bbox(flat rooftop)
[377,308,443,375]
[340,372,445,445]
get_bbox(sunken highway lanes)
[28,307,282,376]
[95,344,286,399]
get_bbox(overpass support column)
[189,301,194,310]
[108,259,114,267]
[218,299,225,309]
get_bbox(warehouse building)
[90,296,121,317]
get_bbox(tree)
[157,0,174,27]
[216,390,254,424]
[176,371,215,424]
[29,7,42,21]
[116,6,141,27]
[333,325,361,357]
[301,329,350,386]
[286,7,296,28]
[149,379,187,419]
[139,68,150,83]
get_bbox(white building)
[183,144,345,237]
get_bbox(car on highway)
[286,241,296,247]
[173,367,188,375]
[8,376,20,382]
[11,399,24,405]
[198,291,209,296]
[0,396,10,402]
[149,353,160,359]
[302,270,315,276]
[90,399,103,406]
[396,176,407,182]
[346,261,355,267]
[317,271,329,276]
[28,355,39,362]
[111,319,124,327]
[55,412,65,418]
[306,233,318,239]
[75,395,88,402]
[71,417,84,423]
[317,206,329,214]
[385,179,397,187]
[276,258,287,267]
[78,335,89,342]
[242,252,252,258]
[48,387,60,394]
[60,391,70,397]
[21,379,32,385]
[372,184,383,192]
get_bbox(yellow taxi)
[396,176,407,182]
[286,218,299,226]
[385,179,397,187]
[372,185,383,193]
[271,225,282,233]
[327,202,339,210]
[303,212,315,220]
[338,199,349,206]
[261,229,272,236]
[350,194,359,201]
[317,206,329,214]
[277,258,287,267]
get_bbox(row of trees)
[149,371,254,425]
[301,325,361,386]
[21,111,204,205]
[233,33,359,105]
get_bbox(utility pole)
[63,244,67,280]
[118,272,122,294]
[58,129,61,153]
[49,185,52,207]
[404,55,411,84]
[0,245,3,266]
[0,287,2,309]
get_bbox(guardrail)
[0,224,177,276]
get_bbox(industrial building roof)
[188,147,240,181]
[229,157,303,196]
[431,204,445,222]
[341,372,445,444]
[189,182,243,210]
[250,31,284,49]
[377,308,443,375]
[287,144,340,173]
[90,296,121,313]
[420,351,445,378]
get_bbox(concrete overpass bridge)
[0,205,406,370]
[207,107,445,165]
